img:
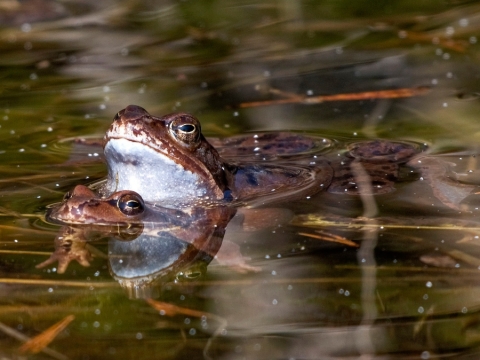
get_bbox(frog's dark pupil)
[178,124,195,133]
[127,200,139,208]
[118,195,144,216]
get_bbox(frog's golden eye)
[169,115,201,146]
[117,192,145,216]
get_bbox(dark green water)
[2,1,480,359]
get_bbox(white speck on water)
[21,23,31,32]
[421,351,430,359]
[426,281,433,288]
[418,306,424,314]
[460,18,470,27]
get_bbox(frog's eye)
[169,115,201,146]
[117,192,145,216]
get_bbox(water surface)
[2,1,480,359]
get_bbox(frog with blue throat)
[100,105,422,206]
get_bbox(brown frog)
[48,184,145,225]
[102,105,420,206]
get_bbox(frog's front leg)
[36,226,93,274]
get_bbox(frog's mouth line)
[104,131,171,155]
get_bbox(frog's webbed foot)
[36,240,92,274]
[215,241,261,273]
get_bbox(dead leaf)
[19,314,75,354]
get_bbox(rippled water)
[2,1,480,359]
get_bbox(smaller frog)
[43,185,258,292]
[48,185,145,225]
